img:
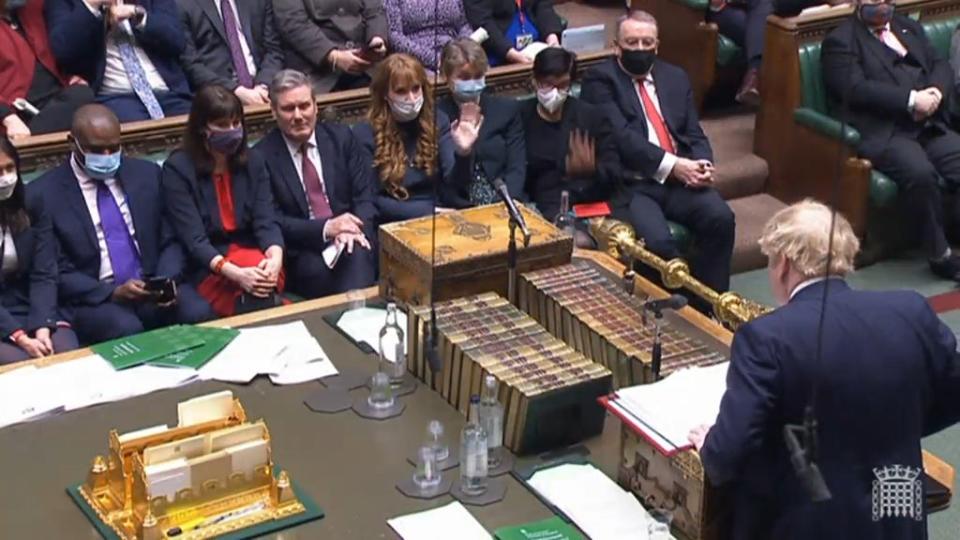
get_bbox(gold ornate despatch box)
[378,204,574,306]
[76,391,307,540]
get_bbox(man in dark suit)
[707,0,775,104]
[254,70,377,298]
[580,10,735,299]
[29,105,214,344]
[177,0,285,105]
[272,0,388,93]
[44,0,192,122]
[690,200,960,540]
[823,0,960,281]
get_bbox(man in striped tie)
[177,0,285,105]
[45,0,193,122]
[580,10,735,313]
[254,70,378,299]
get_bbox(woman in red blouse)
[161,85,285,316]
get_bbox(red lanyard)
[515,0,525,28]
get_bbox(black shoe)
[929,255,960,281]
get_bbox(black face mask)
[620,48,656,77]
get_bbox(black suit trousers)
[869,125,960,259]
[287,247,376,299]
[708,0,774,68]
[613,181,735,295]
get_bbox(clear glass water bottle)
[478,375,504,468]
[379,303,406,385]
[460,395,489,496]
[553,190,575,236]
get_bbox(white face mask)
[536,87,568,114]
[389,94,424,122]
[0,173,17,201]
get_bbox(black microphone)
[489,177,530,241]
[783,406,832,502]
[643,294,688,313]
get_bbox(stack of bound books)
[518,262,727,388]
[407,292,611,454]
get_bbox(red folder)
[598,395,694,457]
[573,202,612,219]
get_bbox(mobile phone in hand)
[144,277,176,304]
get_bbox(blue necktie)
[114,22,165,120]
[96,182,142,284]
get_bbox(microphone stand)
[508,217,518,305]
[649,308,665,382]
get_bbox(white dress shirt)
[633,73,678,184]
[789,276,844,300]
[214,0,258,78]
[70,156,140,282]
[0,228,17,276]
[83,0,169,94]
[282,132,333,240]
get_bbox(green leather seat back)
[924,18,959,55]
[798,42,826,113]
[716,33,745,67]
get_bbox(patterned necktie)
[219,0,254,88]
[637,79,676,154]
[113,23,165,120]
[300,143,333,220]
[96,182,142,284]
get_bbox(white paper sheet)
[387,502,491,540]
[336,307,408,354]
[528,463,655,540]
[615,363,729,450]
[0,365,62,428]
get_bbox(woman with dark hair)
[0,136,78,363]
[438,38,526,204]
[354,53,481,223]
[161,85,284,317]
[0,0,94,138]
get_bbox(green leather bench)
[678,0,746,68]
[793,16,960,209]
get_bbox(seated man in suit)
[177,0,285,105]
[690,200,960,540]
[254,69,377,298]
[823,0,960,281]
[44,0,192,122]
[272,0,388,93]
[951,23,959,126]
[581,10,735,301]
[29,105,214,344]
[707,0,775,104]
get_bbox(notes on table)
[527,463,652,540]
[336,307,408,354]
[494,516,585,540]
[198,321,337,385]
[388,502,492,540]
[0,365,63,428]
[610,362,729,453]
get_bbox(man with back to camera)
[689,200,960,539]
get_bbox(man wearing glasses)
[823,0,960,282]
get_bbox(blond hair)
[758,199,859,278]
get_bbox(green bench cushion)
[716,33,744,67]
[667,221,692,254]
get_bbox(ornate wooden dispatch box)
[378,204,574,306]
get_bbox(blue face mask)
[78,147,122,180]
[452,77,486,102]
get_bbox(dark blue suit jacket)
[580,57,712,180]
[701,279,960,540]
[254,122,378,252]
[0,200,59,337]
[438,93,527,201]
[44,0,191,95]
[29,157,186,307]
[160,149,283,279]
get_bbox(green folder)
[91,325,207,370]
[494,516,585,540]
[149,327,240,369]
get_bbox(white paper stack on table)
[387,501,491,540]
[0,355,199,428]
[605,362,729,454]
[527,463,654,540]
[336,306,408,354]
[198,320,337,385]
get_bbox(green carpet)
[730,258,960,539]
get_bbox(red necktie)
[300,144,333,220]
[637,80,676,154]
[874,27,906,57]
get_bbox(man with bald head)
[580,10,734,312]
[28,105,214,344]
